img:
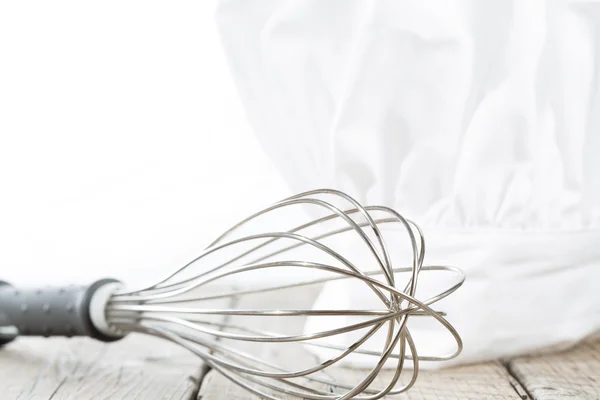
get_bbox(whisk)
[0,189,463,399]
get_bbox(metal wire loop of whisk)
[106,189,464,399]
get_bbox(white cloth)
[216,0,600,365]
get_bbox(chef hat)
[216,0,600,365]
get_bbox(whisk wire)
[106,189,463,399]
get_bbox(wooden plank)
[198,287,523,400]
[334,362,525,400]
[507,338,600,400]
[199,353,524,399]
[0,335,202,400]
[0,296,231,400]
[200,359,525,399]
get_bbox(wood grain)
[199,358,526,400]
[508,338,600,400]
[0,334,202,400]
[334,362,525,400]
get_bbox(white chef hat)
[216,0,600,365]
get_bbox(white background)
[0,1,288,286]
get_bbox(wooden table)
[1,288,598,400]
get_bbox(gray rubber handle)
[0,279,123,343]
[0,281,18,345]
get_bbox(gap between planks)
[507,337,600,400]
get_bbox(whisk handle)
[0,279,125,345]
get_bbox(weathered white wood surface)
[508,338,600,400]
[0,334,202,400]
[199,357,526,400]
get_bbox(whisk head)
[106,189,463,399]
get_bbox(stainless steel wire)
[106,189,464,399]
